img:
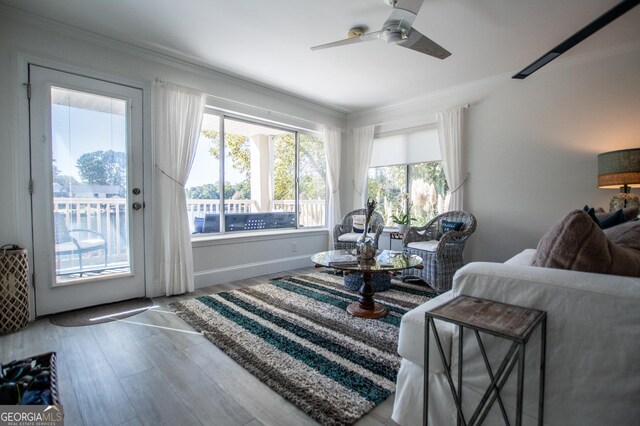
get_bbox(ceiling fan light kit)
[347,27,366,38]
[310,0,451,59]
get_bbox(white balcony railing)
[54,197,326,254]
[272,199,325,228]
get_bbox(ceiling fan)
[310,0,451,60]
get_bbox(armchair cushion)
[351,215,367,233]
[54,241,78,253]
[77,239,107,250]
[337,232,376,242]
[406,240,439,252]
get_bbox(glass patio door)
[29,65,146,316]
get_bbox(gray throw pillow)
[603,219,640,252]
[531,210,640,277]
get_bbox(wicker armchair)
[403,210,477,293]
[333,209,385,251]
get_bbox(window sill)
[191,227,329,248]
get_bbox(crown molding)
[0,4,349,120]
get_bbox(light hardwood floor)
[0,268,399,426]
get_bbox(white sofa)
[392,249,640,426]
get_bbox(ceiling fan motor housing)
[381,28,406,43]
[381,18,410,43]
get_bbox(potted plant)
[392,200,414,233]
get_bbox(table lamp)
[598,148,640,211]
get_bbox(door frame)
[14,53,155,318]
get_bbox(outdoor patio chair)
[54,212,107,275]
[402,210,477,293]
[333,208,385,251]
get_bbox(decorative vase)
[397,224,407,234]
[357,217,376,261]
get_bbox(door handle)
[132,202,143,211]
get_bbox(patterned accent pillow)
[437,220,464,239]
[352,215,368,233]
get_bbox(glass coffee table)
[311,249,423,319]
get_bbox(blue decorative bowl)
[344,272,392,292]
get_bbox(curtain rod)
[205,92,345,131]
[370,103,470,128]
[155,78,342,132]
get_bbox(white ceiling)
[3,0,639,113]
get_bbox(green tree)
[186,183,219,199]
[410,162,449,223]
[224,181,250,199]
[367,165,406,225]
[273,134,295,200]
[76,150,126,186]
[272,133,326,200]
[186,181,252,200]
[411,162,448,195]
[298,134,326,200]
[52,160,79,193]
[202,130,251,180]
[202,129,326,203]
[367,162,449,226]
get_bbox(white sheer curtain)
[153,80,205,296]
[323,126,341,249]
[352,125,374,209]
[437,106,467,211]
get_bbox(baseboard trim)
[194,254,313,289]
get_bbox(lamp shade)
[597,148,640,189]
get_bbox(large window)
[367,127,449,227]
[186,111,326,234]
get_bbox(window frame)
[189,107,327,238]
[367,159,447,227]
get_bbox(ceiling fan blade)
[394,0,425,16]
[397,29,451,59]
[513,0,640,79]
[311,31,382,51]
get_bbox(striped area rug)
[170,272,435,425]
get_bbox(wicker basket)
[0,247,30,335]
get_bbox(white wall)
[0,9,344,301]
[346,45,640,263]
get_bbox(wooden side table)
[424,296,546,426]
